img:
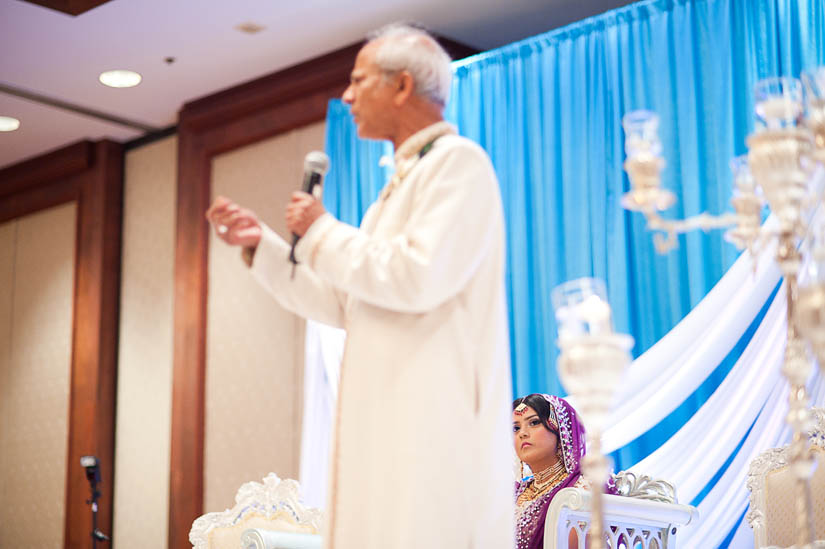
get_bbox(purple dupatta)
[514,395,586,549]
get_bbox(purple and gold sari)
[514,395,587,549]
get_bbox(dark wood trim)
[124,124,178,152]
[0,138,122,549]
[179,43,362,134]
[64,140,123,548]
[198,85,348,157]
[0,141,92,199]
[168,36,479,548]
[18,0,114,16]
[0,178,79,224]
[168,132,208,547]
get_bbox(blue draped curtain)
[318,1,824,543]
[323,0,824,398]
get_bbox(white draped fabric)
[298,321,344,509]
[598,214,825,545]
[603,218,782,453]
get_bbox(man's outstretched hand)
[206,196,263,248]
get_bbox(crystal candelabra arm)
[796,220,825,372]
[744,225,783,271]
[621,119,753,253]
[640,210,741,253]
[803,67,825,163]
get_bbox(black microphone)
[80,455,100,484]
[289,151,330,267]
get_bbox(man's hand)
[206,196,262,248]
[286,191,326,237]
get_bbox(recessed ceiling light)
[0,116,20,131]
[99,69,142,88]
[235,22,265,34]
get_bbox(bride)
[512,393,591,549]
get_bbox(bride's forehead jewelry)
[514,402,528,415]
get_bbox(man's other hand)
[286,191,326,237]
[206,196,263,248]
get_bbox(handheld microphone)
[289,151,330,267]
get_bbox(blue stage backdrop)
[321,1,824,543]
[323,0,823,398]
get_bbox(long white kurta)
[248,122,514,549]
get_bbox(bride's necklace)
[517,460,567,505]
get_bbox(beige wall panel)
[112,135,177,549]
[205,121,324,512]
[0,222,16,539]
[286,121,326,467]
[0,203,76,548]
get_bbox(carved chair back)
[189,473,322,549]
[746,407,825,548]
[544,473,699,549]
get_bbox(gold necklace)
[517,460,567,505]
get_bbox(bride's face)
[513,405,560,470]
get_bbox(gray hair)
[367,23,452,106]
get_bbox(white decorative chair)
[189,473,322,549]
[746,407,825,549]
[544,472,699,549]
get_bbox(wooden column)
[0,139,124,549]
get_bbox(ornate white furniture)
[240,529,321,549]
[544,473,699,549]
[746,407,825,549]
[189,473,322,549]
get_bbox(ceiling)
[0,0,636,170]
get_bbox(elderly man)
[207,24,513,549]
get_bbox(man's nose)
[342,86,354,104]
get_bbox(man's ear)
[393,71,415,107]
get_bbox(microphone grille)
[304,151,330,174]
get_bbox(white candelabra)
[622,67,825,548]
[552,278,634,549]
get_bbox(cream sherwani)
[248,122,514,549]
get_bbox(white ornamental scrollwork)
[613,471,677,504]
[189,473,323,549]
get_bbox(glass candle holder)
[755,77,803,129]
[802,66,825,103]
[622,110,663,158]
[731,154,757,194]
[803,66,825,152]
[551,277,613,340]
[797,243,825,371]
